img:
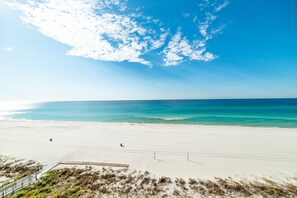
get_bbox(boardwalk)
[59,161,129,168]
[0,161,128,197]
[0,172,39,198]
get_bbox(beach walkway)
[0,161,129,197]
[59,161,129,168]
[0,172,39,198]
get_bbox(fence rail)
[0,171,39,198]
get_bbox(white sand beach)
[0,120,296,179]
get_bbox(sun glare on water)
[0,101,37,120]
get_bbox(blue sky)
[1,0,297,101]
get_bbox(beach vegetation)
[0,155,42,188]
[7,166,297,198]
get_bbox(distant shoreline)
[2,118,297,129]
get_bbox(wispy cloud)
[4,46,13,52]
[7,0,168,66]
[162,30,215,66]
[199,13,217,39]
[198,0,229,40]
[7,0,229,66]
[97,0,128,11]
[198,0,212,10]
[215,0,230,12]
[182,12,190,18]
[162,0,229,66]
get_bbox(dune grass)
[8,166,297,198]
[0,155,42,188]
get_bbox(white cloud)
[215,0,230,12]
[162,30,215,66]
[182,13,190,18]
[210,24,226,35]
[4,46,13,51]
[193,15,198,23]
[7,0,229,66]
[162,0,229,66]
[199,0,211,10]
[150,32,168,50]
[197,1,229,40]
[7,0,167,65]
[97,0,127,11]
[199,13,217,38]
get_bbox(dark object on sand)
[120,143,124,147]
[50,138,53,142]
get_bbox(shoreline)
[2,119,297,130]
[0,120,297,179]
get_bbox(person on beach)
[120,143,124,147]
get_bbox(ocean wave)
[134,116,188,121]
[194,114,297,121]
[161,117,188,121]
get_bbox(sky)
[1,0,297,101]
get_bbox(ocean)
[2,99,297,128]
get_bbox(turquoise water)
[6,99,297,128]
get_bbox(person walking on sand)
[120,143,124,147]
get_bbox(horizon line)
[2,97,297,103]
